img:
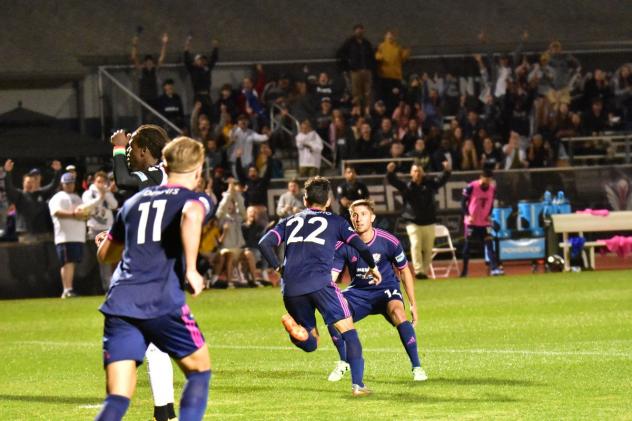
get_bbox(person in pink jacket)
[460,168,503,277]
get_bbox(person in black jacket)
[155,79,185,136]
[235,148,272,226]
[337,23,376,112]
[3,159,62,243]
[183,35,219,115]
[386,160,451,279]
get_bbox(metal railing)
[98,67,184,140]
[561,133,632,164]
[269,103,335,169]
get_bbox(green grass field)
[1,270,631,420]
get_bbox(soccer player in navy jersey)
[110,124,178,421]
[258,176,382,397]
[326,200,428,382]
[94,137,213,421]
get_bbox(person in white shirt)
[276,179,304,218]
[227,114,269,177]
[296,119,324,177]
[48,172,87,298]
[502,131,529,169]
[82,171,118,291]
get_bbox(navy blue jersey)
[99,185,213,319]
[267,208,359,296]
[333,228,408,290]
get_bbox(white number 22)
[137,200,167,244]
[286,216,328,245]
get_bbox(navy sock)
[179,370,211,421]
[484,238,498,269]
[290,331,318,352]
[341,329,364,387]
[328,324,347,361]
[94,394,130,421]
[397,321,421,368]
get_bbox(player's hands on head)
[186,270,205,297]
[111,130,129,147]
[368,266,382,285]
[3,159,14,172]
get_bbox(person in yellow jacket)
[375,31,411,113]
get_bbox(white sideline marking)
[11,340,632,359]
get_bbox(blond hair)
[162,136,205,173]
[348,199,375,214]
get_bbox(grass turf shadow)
[0,394,102,405]
[375,376,544,387]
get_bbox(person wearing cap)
[48,172,87,298]
[184,35,219,114]
[3,159,62,243]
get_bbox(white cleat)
[327,360,350,382]
[412,366,428,381]
[351,384,372,397]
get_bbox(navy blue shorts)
[283,282,351,330]
[343,286,404,325]
[56,242,84,265]
[102,304,205,367]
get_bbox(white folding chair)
[430,224,459,279]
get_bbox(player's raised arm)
[181,200,205,296]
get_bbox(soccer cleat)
[351,384,372,397]
[327,360,350,382]
[491,268,505,276]
[61,289,77,299]
[412,366,428,381]
[281,314,308,341]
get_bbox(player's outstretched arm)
[347,235,380,284]
[181,201,205,296]
[399,266,418,327]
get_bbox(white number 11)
[137,199,167,244]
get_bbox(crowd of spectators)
[129,25,630,182]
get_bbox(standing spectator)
[338,23,376,112]
[502,131,528,169]
[215,181,248,286]
[336,165,369,221]
[190,102,213,142]
[315,97,334,141]
[276,179,304,218]
[131,32,168,121]
[613,63,632,128]
[204,138,225,173]
[255,143,283,179]
[460,169,503,277]
[296,119,324,177]
[212,83,239,123]
[183,35,219,114]
[386,160,451,279]
[48,172,87,298]
[155,79,185,135]
[82,171,118,292]
[309,72,338,106]
[375,30,410,113]
[355,123,377,173]
[227,115,269,176]
[237,73,267,125]
[242,206,272,285]
[3,159,62,243]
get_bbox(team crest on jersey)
[348,226,354,232]
[372,253,381,263]
[351,256,358,262]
